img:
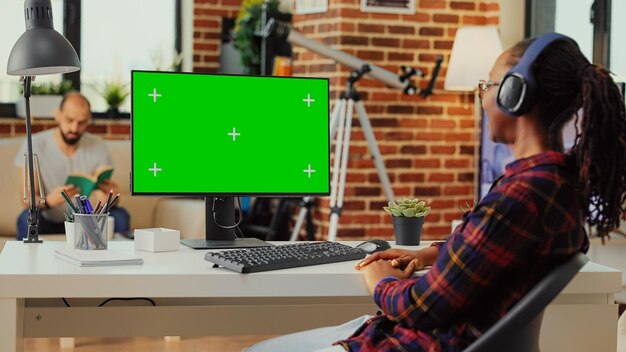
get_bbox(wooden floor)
[25,336,275,352]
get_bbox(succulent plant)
[383,198,431,218]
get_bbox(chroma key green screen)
[131,70,330,195]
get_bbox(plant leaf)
[402,208,417,217]
[390,209,403,217]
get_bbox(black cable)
[60,297,157,307]
[212,197,243,229]
[98,297,156,307]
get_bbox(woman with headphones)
[246,33,626,352]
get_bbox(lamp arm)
[22,75,42,243]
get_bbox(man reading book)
[14,92,130,240]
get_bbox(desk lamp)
[7,0,80,243]
[444,26,502,200]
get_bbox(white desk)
[0,241,621,352]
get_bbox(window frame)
[61,0,183,92]
[525,0,611,67]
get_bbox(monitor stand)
[181,197,273,249]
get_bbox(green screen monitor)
[131,70,330,248]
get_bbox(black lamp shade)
[7,0,80,76]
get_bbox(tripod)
[290,65,396,241]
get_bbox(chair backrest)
[463,252,589,352]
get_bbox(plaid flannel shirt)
[338,151,589,352]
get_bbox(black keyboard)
[204,241,367,273]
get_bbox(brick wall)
[0,119,130,140]
[194,0,500,241]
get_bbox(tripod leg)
[329,98,344,141]
[329,99,354,241]
[328,98,350,241]
[355,101,396,202]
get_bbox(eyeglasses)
[478,80,500,100]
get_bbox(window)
[526,0,613,66]
[554,0,594,62]
[1,0,184,114]
[79,0,178,113]
[0,0,65,103]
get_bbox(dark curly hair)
[507,37,626,238]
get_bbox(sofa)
[0,136,205,249]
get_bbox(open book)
[66,165,114,197]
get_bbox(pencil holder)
[73,213,109,250]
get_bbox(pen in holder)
[72,213,109,250]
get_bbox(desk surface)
[0,241,621,299]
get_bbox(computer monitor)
[131,70,330,249]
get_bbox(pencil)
[61,190,79,213]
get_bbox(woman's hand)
[360,259,418,294]
[355,248,425,271]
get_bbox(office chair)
[464,252,589,352]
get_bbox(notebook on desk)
[54,248,144,267]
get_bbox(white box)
[134,228,180,252]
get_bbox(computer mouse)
[356,239,391,254]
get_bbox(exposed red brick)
[431,145,456,154]
[419,27,444,37]
[388,26,416,35]
[433,14,459,23]
[110,125,130,135]
[399,118,428,128]
[444,132,473,142]
[340,36,369,46]
[400,145,427,154]
[357,50,385,61]
[463,15,486,25]
[428,172,454,182]
[431,119,456,128]
[403,39,430,49]
[384,131,413,141]
[399,172,426,182]
[443,185,472,195]
[387,52,414,62]
[372,37,401,47]
[458,172,475,182]
[445,159,471,168]
[460,145,475,155]
[355,187,381,196]
[358,23,385,33]
[414,158,441,168]
[415,132,443,141]
[386,159,412,168]
[451,1,475,10]
[434,40,454,50]
[417,106,443,115]
[86,125,106,134]
[414,186,441,196]
[388,105,414,114]
[419,0,446,9]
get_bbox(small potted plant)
[383,198,431,245]
[99,81,129,119]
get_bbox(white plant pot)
[15,95,63,119]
